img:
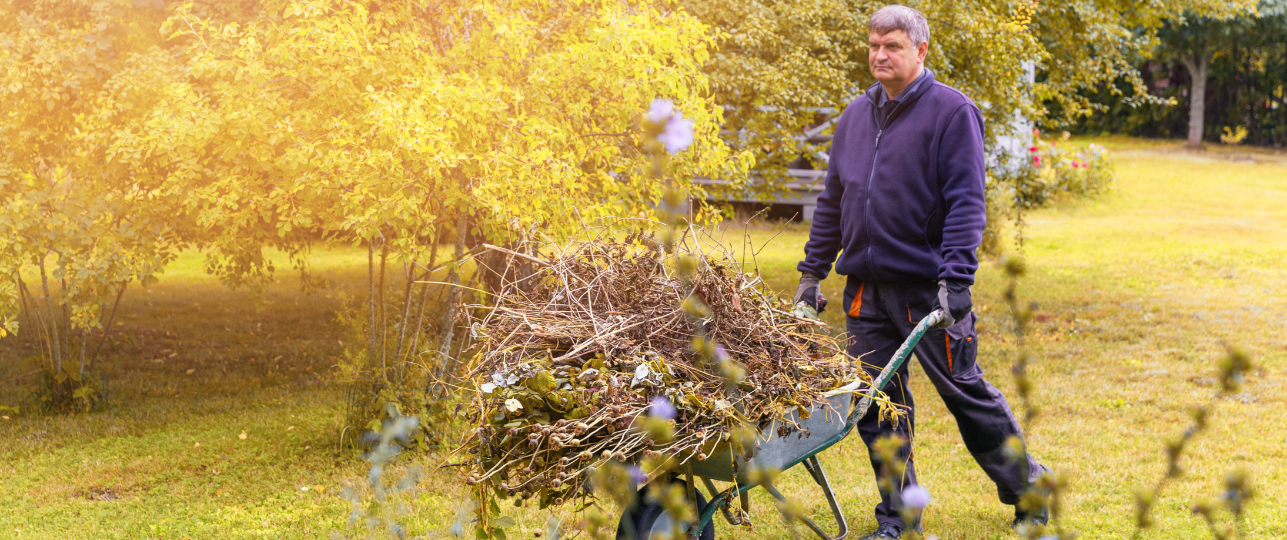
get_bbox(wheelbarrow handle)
[844,309,945,427]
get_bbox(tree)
[113,0,748,388]
[1150,1,1281,146]
[683,0,1255,234]
[1033,0,1247,123]
[1155,10,1254,146]
[0,0,183,394]
[1070,1,1287,147]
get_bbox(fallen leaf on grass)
[2,416,8,420]
[286,425,295,431]
[186,369,196,374]
[238,431,248,440]
[194,442,201,447]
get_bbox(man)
[793,5,1050,539]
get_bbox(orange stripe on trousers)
[945,333,953,373]
[848,283,865,317]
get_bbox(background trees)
[114,0,746,393]
[2,0,1264,402]
[1156,15,1233,147]
[1152,4,1268,147]
[1075,1,1286,147]
[685,0,1255,241]
[688,0,1045,179]
[689,0,1260,162]
[2,0,746,409]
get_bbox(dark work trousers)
[844,278,1045,529]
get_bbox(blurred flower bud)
[649,396,677,420]
[900,485,931,509]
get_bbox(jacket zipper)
[863,99,904,281]
[863,128,881,280]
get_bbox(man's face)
[868,30,927,85]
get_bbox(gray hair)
[869,5,930,46]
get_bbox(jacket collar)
[864,67,935,109]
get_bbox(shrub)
[985,133,1113,253]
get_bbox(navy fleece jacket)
[797,69,987,285]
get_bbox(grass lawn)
[1,139,1284,539]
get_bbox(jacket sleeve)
[796,116,847,279]
[936,103,987,284]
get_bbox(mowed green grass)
[0,249,372,538]
[1,139,1285,538]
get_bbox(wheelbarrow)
[617,310,946,540]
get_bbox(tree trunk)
[78,329,88,378]
[1182,53,1210,148]
[392,261,415,384]
[403,240,440,370]
[38,257,62,373]
[17,277,52,361]
[87,282,127,372]
[435,211,468,381]
[378,239,389,381]
[16,275,31,337]
[367,242,377,381]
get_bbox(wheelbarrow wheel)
[616,484,715,540]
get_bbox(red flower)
[1029,146,1038,152]
[1071,160,1081,168]
[1032,156,1041,166]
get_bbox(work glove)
[793,272,828,314]
[935,279,972,329]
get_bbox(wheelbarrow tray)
[690,391,855,483]
[678,310,945,540]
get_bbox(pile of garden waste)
[457,230,891,508]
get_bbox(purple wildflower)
[714,345,730,363]
[627,465,648,484]
[646,98,675,125]
[646,98,694,154]
[649,395,677,420]
[900,485,931,509]
[658,112,694,154]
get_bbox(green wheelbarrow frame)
[665,310,945,540]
